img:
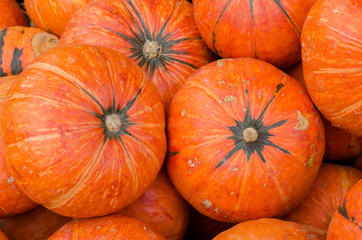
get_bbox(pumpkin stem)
[31,32,59,57]
[143,40,162,60]
[106,114,122,133]
[243,127,258,142]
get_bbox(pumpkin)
[212,218,318,240]
[0,0,27,28]
[301,0,362,135]
[48,213,166,240]
[0,230,8,240]
[326,179,362,240]
[193,0,317,68]
[60,0,215,114]
[323,117,362,161]
[118,169,190,240]
[284,163,362,239]
[0,26,59,76]
[0,206,71,240]
[23,0,92,37]
[1,44,167,218]
[167,58,325,222]
[0,76,37,218]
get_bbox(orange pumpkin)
[0,206,71,240]
[326,179,362,240]
[48,213,166,239]
[285,163,362,239]
[119,169,190,240]
[24,0,92,37]
[301,0,362,135]
[212,218,318,240]
[1,44,167,218]
[0,0,27,28]
[0,26,59,76]
[167,58,325,223]
[0,76,37,218]
[60,0,215,114]
[193,0,316,68]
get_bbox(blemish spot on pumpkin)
[181,109,186,116]
[232,166,238,171]
[242,79,250,85]
[218,80,225,85]
[97,226,101,229]
[218,100,223,103]
[203,199,213,209]
[264,183,267,187]
[214,208,220,214]
[230,192,235,195]
[305,144,316,168]
[257,91,263,98]
[354,109,360,116]
[225,95,236,104]
[216,60,225,67]
[7,176,14,184]
[187,159,195,168]
[295,110,309,131]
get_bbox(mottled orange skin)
[0,0,27,28]
[167,58,325,222]
[0,206,71,240]
[60,0,215,115]
[285,163,362,239]
[212,218,318,240]
[1,44,167,218]
[327,179,362,240]
[301,0,362,135]
[48,213,166,240]
[193,0,316,68]
[24,0,92,37]
[0,230,8,240]
[0,76,37,218]
[119,169,190,240]
[0,26,59,76]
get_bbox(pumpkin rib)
[211,0,232,55]
[249,0,258,58]
[271,0,301,37]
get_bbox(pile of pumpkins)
[0,0,361,239]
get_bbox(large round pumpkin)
[60,0,215,114]
[119,169,190,240]
[0,26,59,76]
[1,44,167,218]
[301,0,362,135]
[0,0,27,28]
[167,58,325,222]
[285,163,362,239]
[0,76,37,218]
[212,218,318,240]
[193,0,317,68]
[48,213,166,240]
[326,179,362,240]
[24,0,93,37]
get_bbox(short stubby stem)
[143,40,162,60]
[243,127,258,143]
[106,114,122,133]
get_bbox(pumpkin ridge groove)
[211,0,232,55]
[338,199,362,229]
[271,0,301,37]
[216,84,290,168]
[0,28,8,76]
[249,0,257,58]
[10,47,23,75]
[126,0,152,40]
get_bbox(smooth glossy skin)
[0,76,37,218]
[24,0,92,36]
[1,44,167,218]
[285,163,362,239]
[119,169,190,240]
[48,214,167,240]
[212,218,318,240]
[301,0,362,135]
[327,179,362,240]
[167,58,325,222]
[0,0,27,28]
[193,0,316,68]
[60,0,215,115]
[0,206,71,240]
[0,26,59,76]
